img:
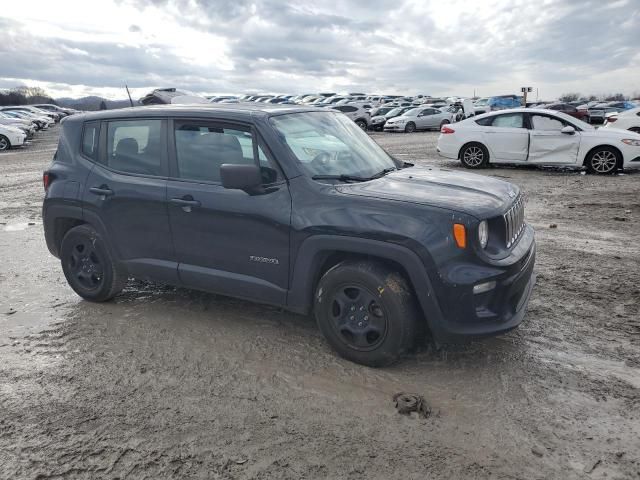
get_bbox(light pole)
[521,87,532,106]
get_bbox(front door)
[416,108,438,129]
[166,119,291,305]
[528,113,580,164]
[82,118,177,283]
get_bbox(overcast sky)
[1,0,639,100]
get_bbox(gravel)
[0,126,639,479]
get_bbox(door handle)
[170,198,201,207]
[89,186,114,197]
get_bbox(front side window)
[531,115,564,131]
[81,121,100,160]
[492,113,524,128]
[270,111,397,179]
[107,119,162,175]
[173,122,278,184]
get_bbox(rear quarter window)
[81,121,100,160]
[475,116,493,126]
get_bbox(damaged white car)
[437,108,640,174]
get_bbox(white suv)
[332,105,370,130]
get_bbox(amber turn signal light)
[453,223,466,248]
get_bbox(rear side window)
[106,120,163,176]
[173,122,279,184]
[492,113,524,128]
[81,122,100,160]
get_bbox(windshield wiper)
[367,167,398,180]
[312,174,369,182]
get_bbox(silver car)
[383,107,454,133]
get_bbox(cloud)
[1,0,639,99]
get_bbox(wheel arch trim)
[286,235,445,338]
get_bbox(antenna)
[125,85,134,107]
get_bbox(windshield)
[475,98,489,106]
[270,111,397,180]
[376,107,392,115]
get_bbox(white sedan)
[437,108,640,174]
[0,124,27,151]
[602,107,640,133]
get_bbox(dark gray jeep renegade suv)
[43,104,535,366]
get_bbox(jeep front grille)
[504,195,525,248]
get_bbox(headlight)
[395,119,406,124]
[622,139,640,146]
[478,220,489,249]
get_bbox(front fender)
[286,235,446,339]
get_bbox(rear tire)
[0,135,10,151]
[60,224,127,302]
[314,260,419,367]
[460,143,489,169]
[355,119,367,130]
[585,146,620,174]
[404,122,416,133]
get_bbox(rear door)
[481,112,529,161]
[82,117,178,283]
[527,113,580,164]
[166,119,291,305]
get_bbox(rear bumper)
[429,226,536,342]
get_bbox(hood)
[335,167,518,218]
[0,118,28,127]
[582,127,640,140]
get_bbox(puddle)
[3,221,39,232]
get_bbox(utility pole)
[521,86,532,106]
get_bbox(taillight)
[608,116,617,123]
[43,172,52,191]
[441,125,455,134]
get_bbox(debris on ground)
[549,224,558,229]
[613,217,627,222]
[393,392,432,418]
[584,459,601,473]
[531,446,545,457]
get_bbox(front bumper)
[383,123,405,132]
[429,226,536,342]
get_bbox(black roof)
[69,103,322,123]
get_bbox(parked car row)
[0,104,78,151]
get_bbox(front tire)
[60,225,127,302]
[460,143,489,169]
[585,147,620,174]
[404,122,416,133]
[314,260,419,367]
[0,135,11,151]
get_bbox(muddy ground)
[0,126,639,479]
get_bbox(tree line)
[559,92,640,103]
[0,87,56,106]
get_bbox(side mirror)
[220,164,263,193]
[561,125,576,135]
